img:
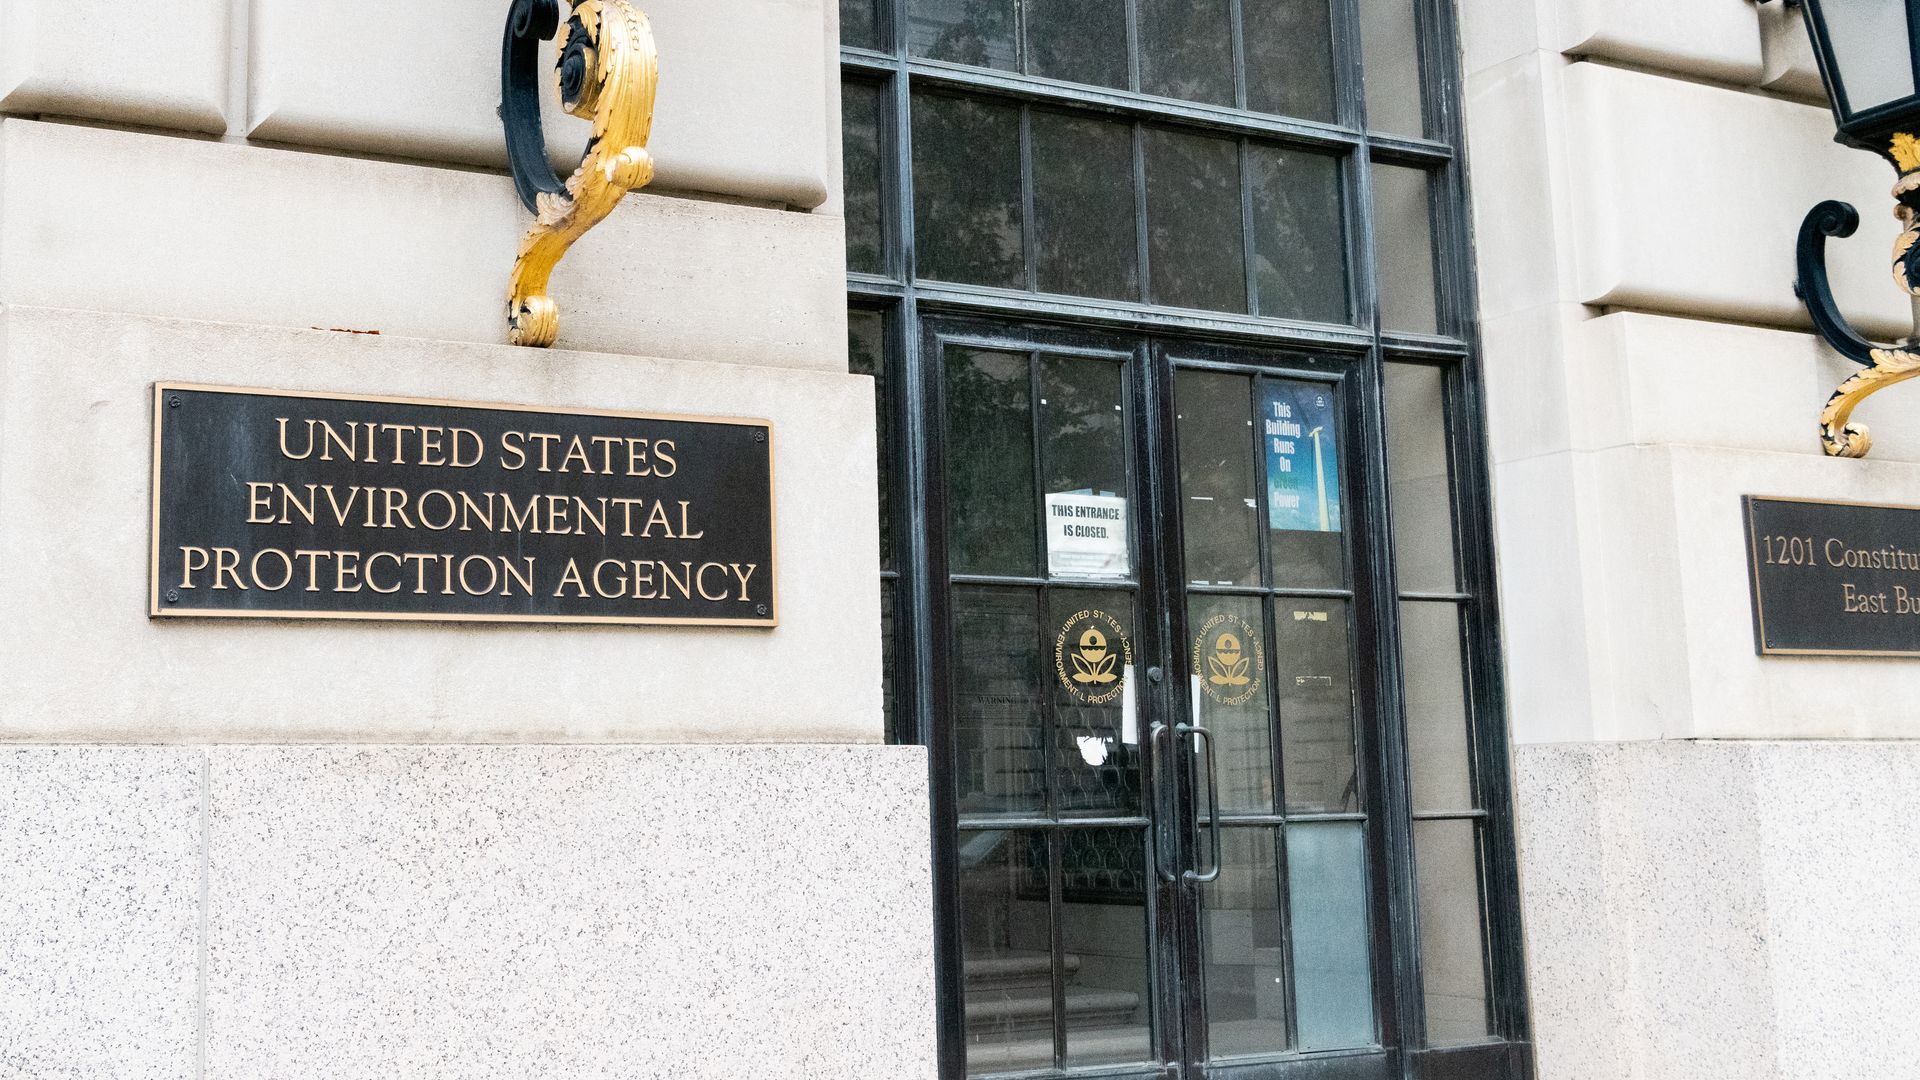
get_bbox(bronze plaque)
[1744,495,1920,656]
[150,383,776,626]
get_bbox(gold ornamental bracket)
[501,0,658,348]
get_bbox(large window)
[843,2,1531,1078]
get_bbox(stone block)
[0,118,847,370]
[1564,62,1908,340]
[248,0,832,209]
[0,749,203,1080]
[0,0,228,134]
[1465,52,1581,321]
[1553,0,1762,84]
[1758,0,1828,103]
[0,306,882,743]
[202,744,935,1080]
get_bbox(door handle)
[1178,722,1221,884]
[1149,722,1177,883]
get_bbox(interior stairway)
[963,951,1151,1073]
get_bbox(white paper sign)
[1045,493,1131,580]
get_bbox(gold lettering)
[451,428,484,468]
[498,556,534,597]
[626,438,651,477]
[251,549,294,591]
[660,560,692,600]
[591,435,621,475]
[554,558,590,598]
[247,482,275,524]
[576,496,608,537]
[381,487,416,530]
[276,417,316,461]
[500,431,528,471]
[730,563,758,602]
[458,491,493,532]
[418,426,447,467]
[403,553,435,594]
[530,432,561,472]
[653,438,678,477]
[613,497,644,537]
[501,493,539,534]
[544,494,571,535]
[213,548,247,591]
[630,560,658,599]
[677,500,704,540]
[559,435,593,474]
[381,423,417,464]
[279,483,317,526]
[416,489,457,531]
[365,551,404,594]
[322,485,359,527]
[696,562,730,601]
[592,558,627,598]
[318,420,356,462]
[642,500,675,538]
[334,550,363,593]
[295,550,328,592]
[178,546,210,589]
[457,555,496,597]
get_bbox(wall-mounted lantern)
[1782,0,1920,457]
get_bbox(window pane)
[1288,822,1377,1051]
[1250,146,1347,324]
[882,581,901,740]
[1244,0,1337,122]
[1359,0,1424,136]
[1176,370,1260,587]
[1041,353,1132,581]
[910,0,1016,69]
[848,310,892,569]
[841,0,880,50]
[1372,165,1439,334]
[1822,1,1917,114]
[1050,590,1140,819]
[959,828,1056,1073]
[1204,827,1288,1057]
[1138,0,1238,106]
[954,587,1045,815]
[1401,601,1472,813]
[1032,112,1140,301]
[914,93,1025,288]
[1146,129,1247,313]
[946,346,1038,576]
[1027,0,1129,90]
[1061,829,1154,1067]
[1385,362,1457,592]
[1415,820,1492,1044]
[1262,378,1346,587]
[1190,594,1275,815]
[1274,599,1357,814]
[842,81,886,276]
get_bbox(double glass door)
[935,318,1396,1080]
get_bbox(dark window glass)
[1274,599,1357,814]
[1027,0,1130,90]
[1049,589,1140,819]
[1137,0,1238,106]
[1189,593,1275,815]
[848,310,892,569]
[1401,601,1472,813]
[842,81,886,276]
[1384,362,1457,592]
[1062,829,1154,1066]
[1249,146,1346,324]
[1176,370,1259,587]
[914,93,1026,288]
[882,581,900,739]
[1039,353,1130,523]
[1032,113,1140,301]
[945,347,1038,576]
[1145,129,1247,312]
[1359,0,1425,136]
[909,0,1016,69]
[953,588,1045,815]
[1288,822,1377,1050]
[958,827,1056,1073]
[1372,165,1439,334]
[841,0,880,50]
[1416,820,1492,1044]
[1243,0,1337,122]
[1204,828,1288,1057]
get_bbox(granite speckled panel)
[0,749,203,1080]
[202,745,935,1080]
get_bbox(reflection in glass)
[841,0,880,50]
[1372,164,1440,335]
[842,81,885,276]
[1050,590,1140,818]
[1176,371,1260,587]
[848,310,891,569]
[1359,0,1424,136]
[946,347,1038,576]
[1145,128,1248,313]
[1244,0,1337,122]
[1061,829,1154,1067]
[1274,600,1357,814]
[1137,0,1237,106]
[1288,823,1377,1050]
[953,588,1045,815]
[1401,601,1473,813]
[1250,146,1346,324]
[1032,112,1140,301]
[882,581,899,740]
[914,93,1025,288]
[910,0,1017,69]
[1385,362,1457,592]
[1203,828,1288,1058]
[959,828,1057,1074]
[1040,355,1131,583]
[1027,0,1130,90]
[1189,594,1275,815]
[1821,1,1916,113]
[1416,820,1492,1044]
[1262,379,1347,587]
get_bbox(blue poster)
[1263,381,1342,533]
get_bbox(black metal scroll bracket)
[1794,199,1879,367]
[502,0,567,215]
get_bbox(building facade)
[1,1,1917,1079]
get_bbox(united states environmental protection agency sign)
[150,384,776,626]
[1744,496,1920,656]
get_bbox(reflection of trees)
[1138,0,1236,105]
[914,95,1025,288]
[1039,355,1124,496]
[1032,113,1138,301]
[911,0,1016,69]
[1145,129,1246,312]
[1250,148,1346,323]
[1244,0,1336,121]
[843,84,884,275]
[1025,0,1129,88]
[840,0,879,50]
[945,349,1036,574]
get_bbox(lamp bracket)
[1797,182,1920,458]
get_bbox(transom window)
[842,2,1531,1078]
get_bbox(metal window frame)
[842,0,1534,1077]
